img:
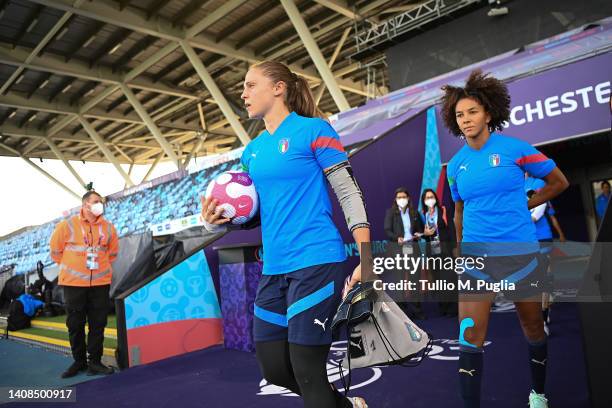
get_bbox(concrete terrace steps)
[0,315,117,358]
[30,319,117,338]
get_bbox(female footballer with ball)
[202,61,369,408]
[442,70,569,408]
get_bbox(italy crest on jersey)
[489,154,500,167]
[279,138,290,154]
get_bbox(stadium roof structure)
[0,0,483,199]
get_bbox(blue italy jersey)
[524,176,545,193]
[241,112,348,275]
[447,133,556,252]
[524,177,554,240]
[596,193,610,219]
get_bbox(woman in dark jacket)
[384,187,425,319]
[420,188,457,316]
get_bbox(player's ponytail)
[253,60,325,119]
[289,74,325,119]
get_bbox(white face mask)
[396,198,409,208]
[90,202,104,216]
[425,198,436,208]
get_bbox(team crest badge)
[279,138,290,154]
[489,154,500,167]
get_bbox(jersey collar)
[264,111,297,137]
[466,132,496,152]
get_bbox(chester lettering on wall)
[507,81,611,126]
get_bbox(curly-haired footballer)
[442,70,569,408]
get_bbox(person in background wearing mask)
[420,188,458,317]
[384,187,425,319]
[595,180,611,222]
[50,190,118,378]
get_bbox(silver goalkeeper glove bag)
[331,281,432,370]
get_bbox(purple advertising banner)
[341,108,424,147]
[331,20,611,151]
[332,111,428,244]
[438,52,612,163]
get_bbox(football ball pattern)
[205,171,258,225]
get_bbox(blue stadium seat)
[0,158,240,275]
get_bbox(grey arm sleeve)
[325,161,370,232]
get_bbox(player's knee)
[290,359,315,387]
[522,318,545,341]
[463,329,485,348]
[256,354,291,388]
[260,362,292,388]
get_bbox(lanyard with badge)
[426,209,442,255]
[82,224,104,270]
[401,210,414,255]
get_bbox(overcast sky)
[0,157,177,237]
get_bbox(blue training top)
[241,112,348,275]
[524,177,554,240]
[596,193,610,219]
[447,133,556,254]
[17,294,44,317]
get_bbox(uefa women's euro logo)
[256,338,493,398]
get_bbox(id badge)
[402,243,414,255]
[86,248,99,270]
[431,237,442,255]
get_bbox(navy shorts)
[459,252,548,299]
[253,262,348,345]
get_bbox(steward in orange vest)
[50,190,117,378]
[51,202,118,287]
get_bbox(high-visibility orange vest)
[50,212,119,287]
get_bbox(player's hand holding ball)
[202,171,259,232]
[201,196,230,228]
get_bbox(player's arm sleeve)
[49,221,67,264]
[531,203,547,221]
[310,120,368,232]
[447,164,462,202]
[325,161,370,232]
[515,141,556,178]
[109,224,119,263]
[311,120,348,169]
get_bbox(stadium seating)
[0,159,241,275]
